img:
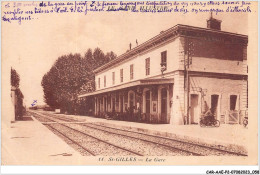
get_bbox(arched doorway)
[128,91,135,109]
[142,88,151,114]
[211,94,219,119]
[128,91,135,121]
[145,90,151,114]
[112,97,115,113]
[143,88,151,122]
[190,94,199,124]
[104,97,107,112]
[120,94,124,113]
[161,88,167,123]
[99,98,102,113]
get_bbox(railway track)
[31,112,143,156]
[83,123,247,156]
[46,124,95,156]
[48,123,143,156]
[40,112,247,156]
[29,111,247,156]
[31,112,192,156]
[34,111,80,122]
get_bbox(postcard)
[1,0,258,170]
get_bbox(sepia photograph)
[1,0,259,174]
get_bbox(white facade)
[95,37,180,90]
[80,23,248,125]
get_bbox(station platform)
[54,112,248,153]
[1,115,85,165]
[2,111,249,165]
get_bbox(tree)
[105,51,117,62]
[11,68,24,119]
[41,48,117,115]
[41,73,59,108]
[84,48,94,70]
[11,68,20,88]
[42,53,89,113]
[93,47,105,69]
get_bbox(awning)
[78,78,174,98]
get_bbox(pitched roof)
[94,24,248,74]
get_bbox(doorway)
[120,95,124,113]
[129,92,135,120]
[211,95,219,119]
[145,90,150,114]
[112,98,115,112]
[190,94,199,124]
[104,97,107,112]
[161,88,167,123]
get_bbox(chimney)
[207,12,222,30]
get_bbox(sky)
[2,1,249,107]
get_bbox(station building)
[79,17,248,125]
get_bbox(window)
[145,58,150,76]
[161,51,167,70]
[104,76,106,87]
[98,78,100,89]
[130,64,134,80]
[120,69,123,82]
[112,72,115,85]
[230,95,237,110]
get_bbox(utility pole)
[184,38,194,125]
